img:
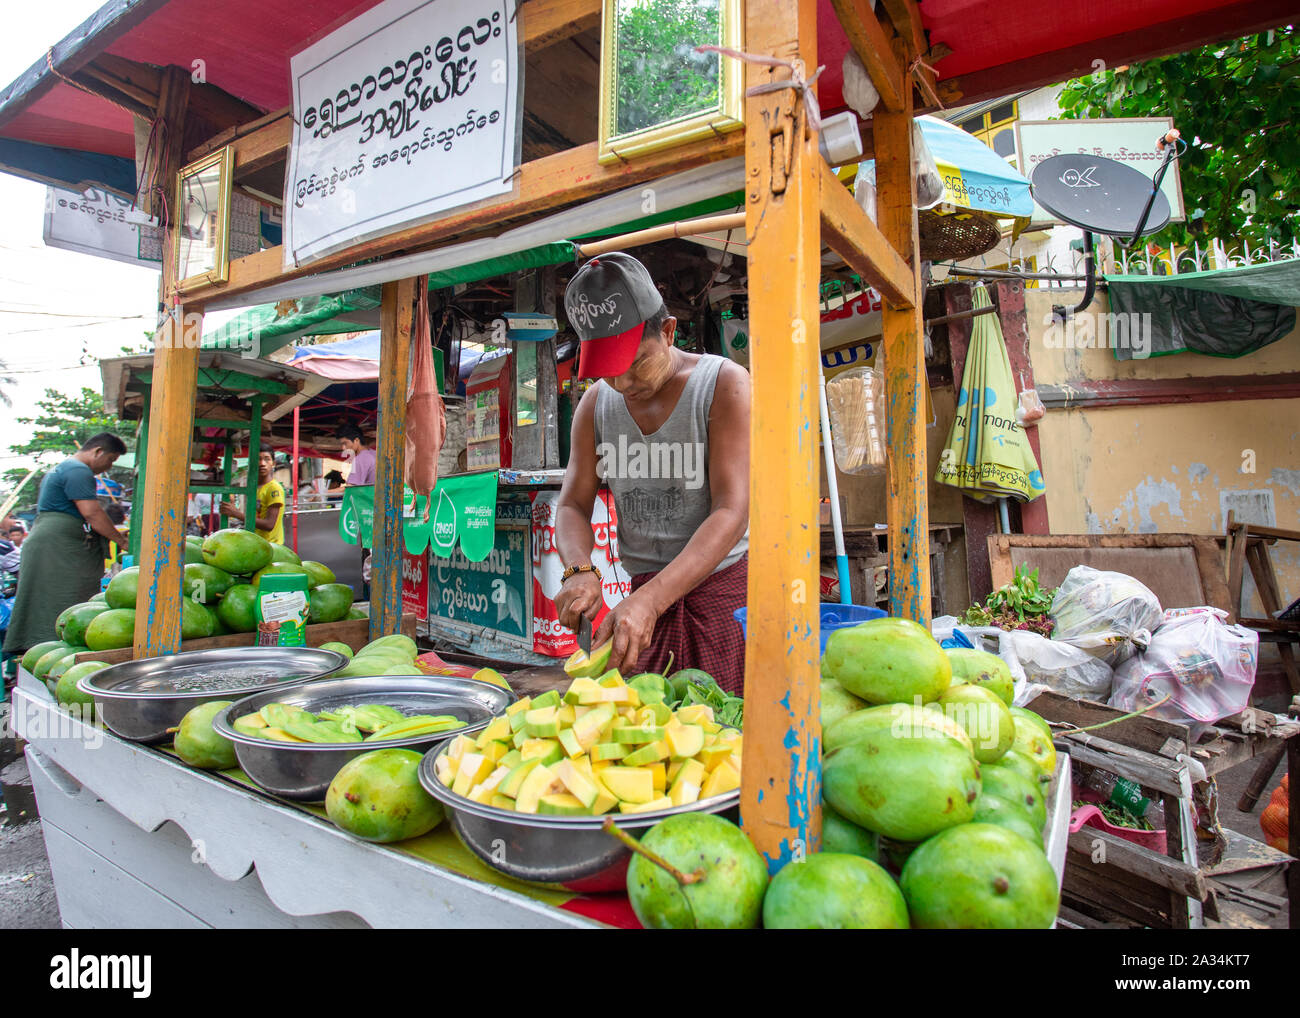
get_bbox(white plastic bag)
[996,628,1115,705]
[1109,607,1258,728]
[911,120,945,210]
[825,366,886,474]
[1050,565,1163,666]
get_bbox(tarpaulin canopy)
[914,115,1034,218]
[1105,258,1300,360]
[202,290,381,355]
[935,285,1046,502]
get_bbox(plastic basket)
[733,603,888,655]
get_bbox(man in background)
[221,449,285,545]
[3,433,130,656]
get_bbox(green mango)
[823,727,980,843]
[627,813,768,929]
[184,542,206,565]
[58,603,108,647]
[822,617,952,705]
[900,823,1059,929]
[35,644,84,679]
[763,854,909,929]
[981,764,1047,831]
[821,802,881,861]
[361,634,418,661]
[182,563,234,604]
[301,560,337,588]
[820,678,867,731]
[21,640,66,673]
[934,683,1014,764]
[251,561,311,590]
[998,748,1052,789]
[217,584,258,633]
[89,592,108,604]
[325,749,445,843]
[825,703,974,757]
[946,647,1016,706]
[972,793,1043,846]
[180,599,218,641]
[270,543,302,565]
[104,567,140,609]
[346,607,369,620]
[84,610,135,650]
[308,583,354,624]
[668,668,717,703]
[173,701,238,769]
[319,641,354,659]
[202,528,274,576]
[55,661,109,719]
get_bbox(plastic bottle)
[1084,768,1166,828]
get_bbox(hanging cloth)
[935,286,1046,502]
[405,276,447,508]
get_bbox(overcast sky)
[0,2,246,490]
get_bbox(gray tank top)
[593,354,749,577]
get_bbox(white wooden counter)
[11,669,596,929]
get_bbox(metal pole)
[817,361,853,605]
[291,405,300,554]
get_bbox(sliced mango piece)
[598,767,655,804]
[618,796,673,814]
[701,759,741,799]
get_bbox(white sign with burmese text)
[284,0,520,266]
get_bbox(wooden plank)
[875,89,929,623]
[520,0,602,52]
[135,67,197,657]
[829,0,905,112]
[371,279,416,642]
[1062,738,1186,798]
[1027,690,1189,757]
[182,128,743,309]
[1066,828,1208,899]
[1064,848,1174,928]
[818,160,914,307]
[877,0,941,107]
[1036,371,1300,410]
[987,533,1230,612]
[738,0,823,871]
[75,615,417,666]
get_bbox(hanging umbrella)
[935,286,1046,504]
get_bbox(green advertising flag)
[339,486,375,546]
[340,473,497,557]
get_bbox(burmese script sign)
[285,0,520,265]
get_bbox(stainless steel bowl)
[78,646,347,744]
[418,742,740,892]
[215,674,514,802]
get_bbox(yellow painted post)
[135,67,195,657]
[876,87,931,624]
[371,278,416,640]
[738,0,824,870]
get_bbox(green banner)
[341,473,498,560]
[340,486,375,547]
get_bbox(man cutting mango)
[553,252,751,694]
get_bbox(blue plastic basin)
[733,603,888,655]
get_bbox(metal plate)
[1030,153,1171,237]
[83,646,348,698]
[418,742,740,891]
[212,675,515,802]
[78,646,347,744]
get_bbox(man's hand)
[554,571,602,631]
[594,588,661,673]
[219,500,243,520]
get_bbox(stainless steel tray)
[418,742,739,892]
[79,646,347,744]
[213,674,515,802]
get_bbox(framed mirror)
[173,147,234,289]
[597,0,743,165]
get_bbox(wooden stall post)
[134,66,196,657]
[738,0,824,869]
[876,87,931,623]
[371,278,416,640]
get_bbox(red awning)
[1,0,1294,186]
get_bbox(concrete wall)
[1024,287,1300,681]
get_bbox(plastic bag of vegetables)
[1049,565,1162,667]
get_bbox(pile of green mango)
[814,618,1060,929]
[32,531,357,655]
[329,633,427,677]
[232,700,465,744]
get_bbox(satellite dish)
[1030,153,1171,237]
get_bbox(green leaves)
[1058,28,1300,251]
